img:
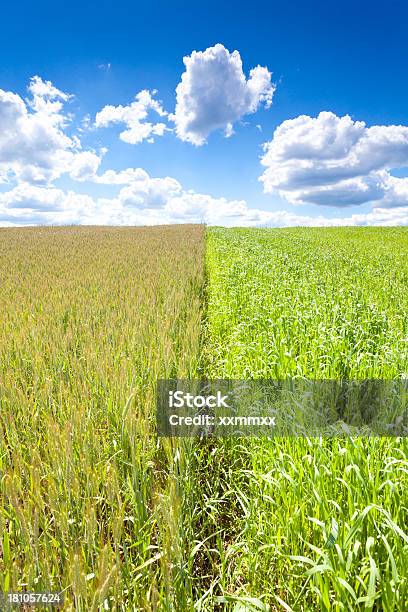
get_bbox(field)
[0,225,407,610]
[200,227,408,610]
[0,226,205,610]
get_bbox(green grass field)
[200,227,408,610]
[0,225,407,610]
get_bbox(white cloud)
[27,75,72,119]
[260,111,408,207]
[0,183,95,225]
[173,43,275,145]
[3,164,408,228]
[96,168,264,223]
[0,183,65,210]
[118,175,182,209]
[95,89,168,144]
[2,77,408,227]
[0,177,258,226]
[94,167,149,185]
[70,151,102,181]
[0,76,102,184]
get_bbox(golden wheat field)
[0,225,205,610]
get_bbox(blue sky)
[1,0,408,226]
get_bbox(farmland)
[0,225,205,610]
[200,227,408,610]
[0,225,407,610]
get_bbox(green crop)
[197,227,408,611]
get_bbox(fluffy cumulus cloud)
[0,76,101,183]
[91,167,254,224]
[95,90,168,144]
[173,43,275,145]
[93,44,274,147]
[260,111,408,207]
[2,163,408,228]
[0,183,96,225]
[2,75,408,227]
[0,167,254,226]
